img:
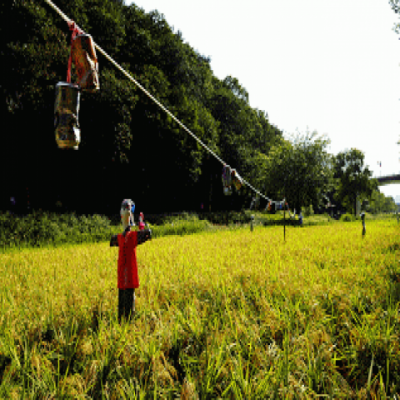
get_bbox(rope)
[43,0,283,204]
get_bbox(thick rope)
[43,0,283,204]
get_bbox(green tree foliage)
[368,190,398,214]
[332,149,378,216]
[262,131,334,213]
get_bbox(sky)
[127,0,400,201]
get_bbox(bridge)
[375,174,400,186]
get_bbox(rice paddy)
[0,219,399,398]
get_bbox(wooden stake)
[284,202,286,243]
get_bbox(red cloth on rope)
[67,21,84,83]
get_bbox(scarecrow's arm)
[110,235,118,247]
[137,229,152,245]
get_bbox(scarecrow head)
[120,199,135,230]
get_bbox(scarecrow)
[110,199,151,323]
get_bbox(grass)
[0,219,399,397]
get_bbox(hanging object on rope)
[66,22,84,85]
[222,165,232,195]
[54,82,81,150]
[54,22,83,150]
[231,169,243,191]
[71,33,100,92]
[222,165,243,195]
[67,21,99,91]
[223,186,232,196]
[54,21,99,149]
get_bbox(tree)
[263,130,334,213]
[384,195,398,213]
[333,149,378,216]
[369,190,397,214]
[390,0,400,33]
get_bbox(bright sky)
[127,0,400,201]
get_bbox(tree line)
[1,0,395,217]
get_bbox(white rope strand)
[241,179,275,202]
[43,0,71,23]
[95,45,226,166]
[43,0,285,205]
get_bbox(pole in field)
[284,201,286,243]
[360,211,366,237]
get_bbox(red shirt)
[117,230,139,289]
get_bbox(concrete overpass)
[375,174,400,186]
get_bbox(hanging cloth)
[285,202,294,219]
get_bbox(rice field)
[0,220,399,398]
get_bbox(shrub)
[303,205,314,217]
[0,211,115,249]
[340,213,356,222]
